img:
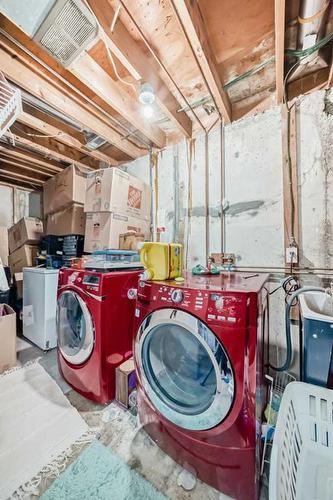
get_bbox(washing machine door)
[57,290,94,365]
[136,308,235,430]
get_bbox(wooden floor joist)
[274,0,286,104]
[18,106,119,166]
[0,145,63,173]
[70,54,166,148]
[5,123,98,171]
[0,37,144,159]
[88,0,193,138]
[170,0,232,123]
[0,156,55,177]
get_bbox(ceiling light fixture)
[139,83,155,105]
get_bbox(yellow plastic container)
[139,242,183,281]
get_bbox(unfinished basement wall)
[0,184,33,229]
[123,88,333,377]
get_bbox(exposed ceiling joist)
[5,123,98,170]
[19,104,119,166]
[0,36,144,159]
[0,145,62,173]
[287,67,330,100]
[88,0,192,138]
[0,14,149,153]
[274,0,286,104]
[170,0,232,123]
[0,156,54,177]
[70,53,166,148]
[0,164,45,185]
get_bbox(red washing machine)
[133,272,269,500]
[57,266,141,404]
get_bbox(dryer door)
[57,290,94,365]
[136,308,235,430]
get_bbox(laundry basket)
[269,381,333,500]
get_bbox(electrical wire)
[11,124,65,139]
[285,32,333,58]
[83,0,138,92]
[224,56,275,89]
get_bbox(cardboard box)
[119,232,145,250]
[116,358,136,408]
[8,217,43,254]
[43,165,87,216]
[84,212,150,253]
[85,168,150,220]
[0,226,9,265]
[0,304,16,373]
[46,203,86,236]
[8,245,38,274]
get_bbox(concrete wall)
[0,183,40,232]
[123,88,333,378]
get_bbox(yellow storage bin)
[139,242,183,281]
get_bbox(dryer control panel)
[137,281,247,326]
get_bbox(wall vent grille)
[34,0,98,67]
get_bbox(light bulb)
[143,104,154,119]
[139,83,155,104]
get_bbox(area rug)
[0,361,90,499]
[41,440,167,500]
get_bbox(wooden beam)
[70,53,166,148]
[0,145,62,173]
[88,0,192,137]
[232,94,275,121]
[326,46,333,89]
[0,165,45,185]
[281,105,299,263]
[0,39,143,158]
[170,0,231,123]
[5,123,98,170]
[0,15,146,153]
[0,156,53,177]
[19,104,119,166]
[0,178,40,190]
[274,0,286,104]
[287,67,329,101]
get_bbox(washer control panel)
[137,282,246,326]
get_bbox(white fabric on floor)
[0,362,88,499]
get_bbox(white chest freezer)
[23,268,59,350]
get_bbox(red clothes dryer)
[57,267,140,404]
[133,272,269,500]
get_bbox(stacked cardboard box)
[8,217,43,274]
[84,168,150,252]
[44,165,87,236]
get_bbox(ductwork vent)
[85,133,107,150]
[33,0,98,67]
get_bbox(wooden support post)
[274,0,286,104]
[281,105,299,267]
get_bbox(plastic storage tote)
[299,291,333,387]
[269,381,333,500]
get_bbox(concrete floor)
[16,338,269,500]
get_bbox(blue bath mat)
[41,440,167,500]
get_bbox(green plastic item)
[191,263,220,276]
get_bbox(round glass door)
[57,291,94,365]
[136,309,235,430]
